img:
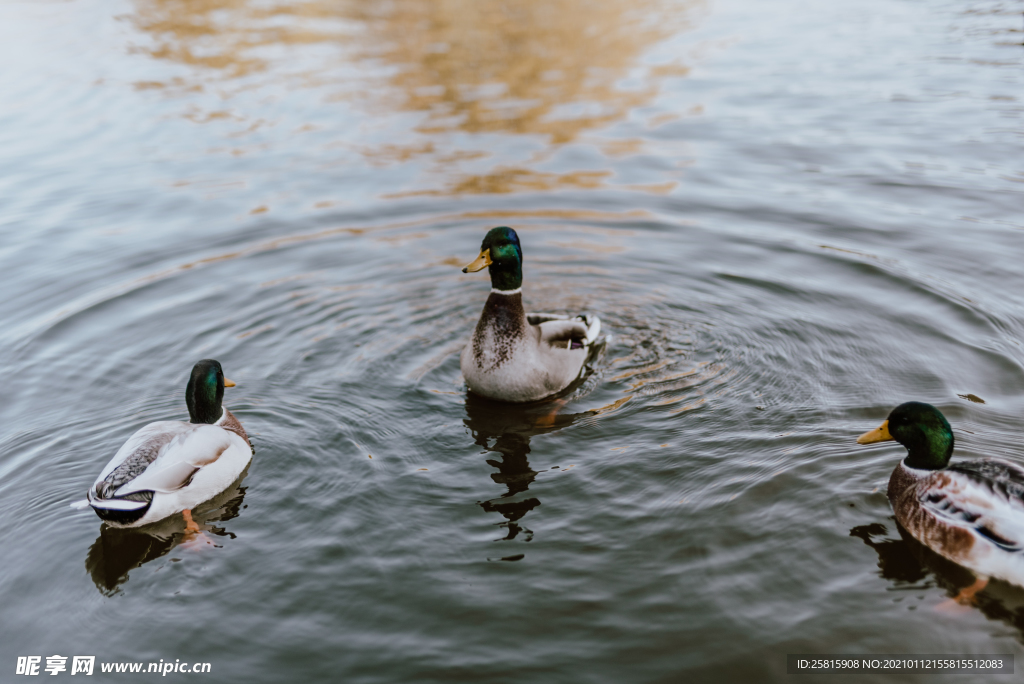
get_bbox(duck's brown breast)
[221,409,250,447]
[889,466,975,563]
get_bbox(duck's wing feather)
[93,422,234,498]
[536,315,601,347]
[538,319,590,347]
[94,421,183,485]
[527,313,570,324]
[917,459,1024,552]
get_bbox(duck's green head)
[462,226,523,292]
[857,401,954,470]
[185,359,236,425]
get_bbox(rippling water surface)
[1,0,1023,681]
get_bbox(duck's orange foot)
[180,509,214,548]
[954,576,989,604]
[182,509,200,534]
[535,398,569,429]
[935,576,988,612]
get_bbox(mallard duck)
[858,401,1024,595]
[74,359,252,529]
[459,227,601,403]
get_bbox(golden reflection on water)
[359,0,690,142]
[128,0,702,195]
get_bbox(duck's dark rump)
[90,490,153,525]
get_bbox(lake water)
[1,0,1023,681]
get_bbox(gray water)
[1,0,1023,681]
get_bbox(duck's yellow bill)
[224,378,237,388]
[857,420,892,444]
[462,249,492,273]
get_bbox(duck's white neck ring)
[491,287,522,295]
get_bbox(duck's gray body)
[461,289,601,403]
[72,359,252,528]
[83,410,252,528]
[858,401,1024,588]
[887,458,1024,586]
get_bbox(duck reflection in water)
[463,394,589,551]
[851,521,1024,640]
[85,468,250,595]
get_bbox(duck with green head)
[75,359,253,531]
[460,226,601,402]
[858,401,1024,594]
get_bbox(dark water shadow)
[463,393,594,559]
[85,468,250,595]
[851,520,1024,641]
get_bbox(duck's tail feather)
[571,314,602,345]
[69,499,91,510]
[581,315,601,345]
